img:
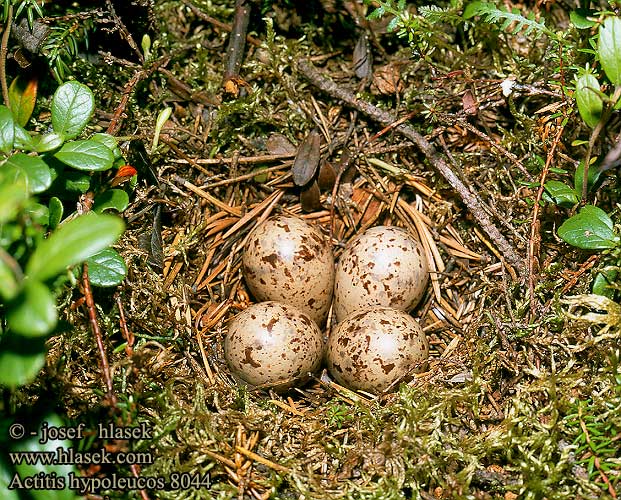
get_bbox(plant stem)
[0,4,13,107]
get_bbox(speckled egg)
[224,301,324,391]
[242,215,335,325]
[326,307,429,393]
[333,226,429,322]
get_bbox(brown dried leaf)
[300,180,322,212]
[353,33,372,80]
[371,63,403,95]
[462,89,478,115]
[292,128,322,186]
[317,161,337,191]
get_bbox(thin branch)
[0,5,13,107]
[298,59,524,276]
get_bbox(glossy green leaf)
[575,73,603,128]
[599,17,621,86]
[574,160,603,194]
[543,180,578,208]
[6,280,57,337]
[569,9,596,30]
[25,202,49,226]
[25,212,125,281]
[90,132,121,158]
[51,81,94,139]
[0,258,20,301]
[3,153,51,193]
[8,76,37,126]
[93,189,129,213]
[0,105,15,153]
[54,140,114,171]
[0,457,21,499]
[0,176,27,223]
[0,338,46,388]
[61,171,91,193]
[86,248,127,287]
[592,267,618,299]
[13,122,34,151]
[558,205,618,250]
[28,133,64,153]
[48,197,63,229]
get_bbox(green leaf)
[60,171,91,193]
[0,258,20,301]
[3,153,52,193]
[0,105,15,153]
[25,202,49,226]
[90,132,119,156]
[93,189,130,213]
[574,160,603,194]
[0,176,27,223]
[86,248,127,287]
[599,16,621,86]
[25,212,125,281]
[8,76,37,126]
[570,9,596,30]
[54,140,114,171]
[0,337,47,388]
[543,180,578,208]
[51,81,94,139]
[557,205,618,250]
[48,197,63,229]
[6,280,57,337]
[575,73,603,128]
[592,267,618,299]
[28,133,64,153]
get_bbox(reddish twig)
[0,4,13,107]
[82,263,117,405]
[298,59,525,276]
[528,118,566,317]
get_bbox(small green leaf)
[86,248,127,287]
[574,160,603,194]
[3,153,51,193]
[599,16,621,86]
[592,267,618,299]
[54,140,114,171]
[90,132,118,152]
[543,180,578,208]
[0,337,46,388]
[60,171,91,193]
[570,9,596,30]
[0,105,15,153]
[8,76,38,126]
[557,205,618,250]
[25,212,125,281]
[575,73,603,128]
[0,258,20,301]
[51,81,94,139]
[93,189,130,213]
[0,176,27,223]
[25,202,49,226]
[48,197,63,229]
[6,280,57,337]
[29,133,64,153]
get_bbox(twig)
[298,59,524,276]
[0,4,13,107]
[105,0,144,64]
[234,446,291,474]
[528,119,565,317]
[224,0,251,85]
[82,263,117,405]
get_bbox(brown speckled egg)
[326,307,429,393]
[224,301,323,391]
[334,226,429,322]
[242,215,335,325]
